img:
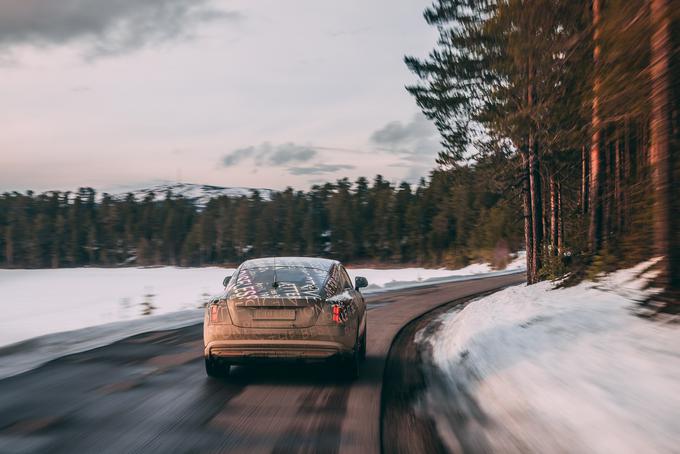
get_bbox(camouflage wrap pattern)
[204,257,366,361]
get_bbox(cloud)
[313,145,366,155]
[220,142,356,180]
[288,164,355,175]
[221,146,255,166]
[0,0,241,58]
[370,113,439,160]
[221,142,318,168]
[267,143,317,165]
[221,143,358,178]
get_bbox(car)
[203,257,369,379]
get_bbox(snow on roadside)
[421,259,679,453]
[0,267,232,379]
[0,267,233,348]
[353,251,526,293]
[501,250,527,270]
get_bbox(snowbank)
[354,251,526,293]
[422,260,679,453]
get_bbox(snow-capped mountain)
[101,182,274,207]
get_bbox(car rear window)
[229,266,328,298]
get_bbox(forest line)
[0,164,522,269]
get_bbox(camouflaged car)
[204,257,368,378]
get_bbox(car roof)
[240,257,339,272]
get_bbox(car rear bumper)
[205,339,351,363]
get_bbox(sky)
[0,0,441,193]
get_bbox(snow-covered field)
[0,267,229,348]
[0,254,524,379]
[421,260,679,453]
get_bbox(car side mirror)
[222,276,231,287]
[355,276,368,290]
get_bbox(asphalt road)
[0,273,524,454]
[381,290,503,454]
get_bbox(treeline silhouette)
[0,160,522,269]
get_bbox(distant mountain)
[102,182,275,208]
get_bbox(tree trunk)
[649,0,674,292]
[615,130,623,234]
[581,145,589,214]
[642,124,649,169]
[603,131,612,246]
[588,0,604,255]
[543,175,550,251]
[527,55,542,282]
[550,173,559,256]
[522,152,534,282]
[558,181,564,254]
[623,119,631,231]
[529,135,543,280]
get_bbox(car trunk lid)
[227,295,324,328]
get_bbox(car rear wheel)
[339,329,362,380]
[358,327,367,361]
[205,357,230,378]
[339,349,359,380]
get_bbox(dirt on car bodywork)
[203,257,367,369]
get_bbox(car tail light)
[210,305,220,323]
[332,305,341,323]
[208,302,231,324]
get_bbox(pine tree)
[648,0,676,295]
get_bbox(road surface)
[0,273,524,454]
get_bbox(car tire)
[205,357,229,378]
[339,345,360,380]
[359,326,367,361]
